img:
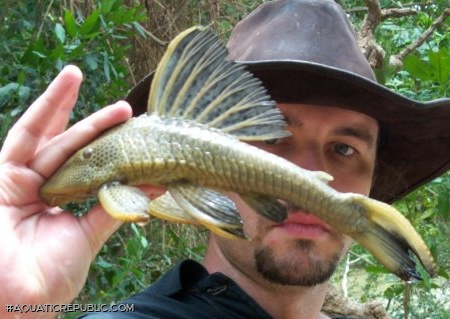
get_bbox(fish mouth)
[42,194,91,207]
[39,185,92,207]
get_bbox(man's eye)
[334,144,355,156]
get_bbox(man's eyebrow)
[283,115,377,149]
[332,126,376,149]
[284,116,303,128]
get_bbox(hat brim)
[126,60,450,203]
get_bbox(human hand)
[0,65,132,318]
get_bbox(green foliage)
[65,222,207,319]
[375,1,450,100]
[402,47,450,97]
[0,0,147,144]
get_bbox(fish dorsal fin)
[147,26,290,141]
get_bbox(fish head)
[39,137,125,207]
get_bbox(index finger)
[0,65,83,164]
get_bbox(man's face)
[210,103,379,287]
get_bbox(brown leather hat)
[126,0,450,203]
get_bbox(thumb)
[80,205,123,257]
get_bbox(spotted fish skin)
[40,27,437,281]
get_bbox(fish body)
[42,112,354,227]
[40,26,437,280]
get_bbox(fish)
[40,26,437,280]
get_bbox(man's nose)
[283,143,327,173]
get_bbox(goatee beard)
[254,239,342,287]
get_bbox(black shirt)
[78,259,353,319]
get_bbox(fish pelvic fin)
[352,195,437,280]
[98,182,151,224]
[147,26,290,142]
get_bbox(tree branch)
[347,2,440,13]
[381,8,417,20]
[356,0,448,71]
[358,0,385,69]
[390,8,450,69]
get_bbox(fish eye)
[82,148,93,159]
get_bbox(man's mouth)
[275,200,332,238]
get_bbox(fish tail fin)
[352,196,437,280]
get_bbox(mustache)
[278,199,304,213]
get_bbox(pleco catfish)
[40,26,437,281]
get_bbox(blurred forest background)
[0,0,449,318]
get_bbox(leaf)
[17,70,26,85]
[403,54,434,81]
[364,265,390,274]
[103,53,111,83]
[404,48,450,85]
[419,208,436,220]
[30,38,48,60]
[428,48,450,84]
[0,83,20,106]
[0,114,13,144]
[438,268,449,279]
[80,32,102,40]
[437,189,450,220]
[132,22,147,38]
[112,269,127,287]
[48,44,64,62]
[120,7,137,24]
[80,10,100,36]
[140,235,148,249]
[95,256,114,269]
[108,5,127,24]
[126,237,139,256]
[85,54,98,70]
[130,223,148,249]
[101,0,116,15]
[0,83,31,107]
[55,23,66,43]
[166,227,182,245]
[64,10,78,37]
[32,51,47,59]
[383,283,404,299]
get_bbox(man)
[0,0,449,318]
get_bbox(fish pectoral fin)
[149,191,200,225]
[147,26,290,142]
[168,184,246,239]
[241,194,287,222]
[351,195,437,281]
[98,182,151,224]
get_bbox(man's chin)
[254,241,341,287]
